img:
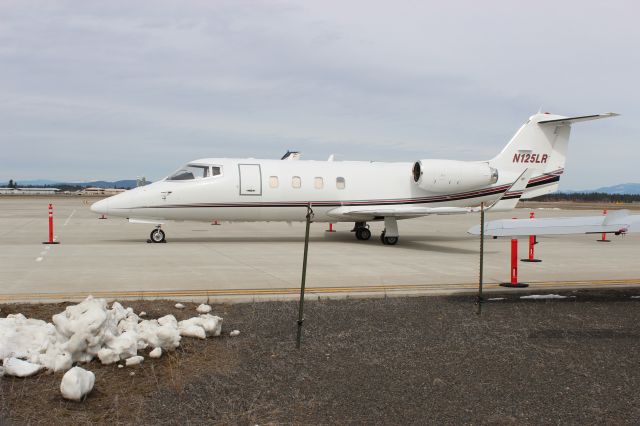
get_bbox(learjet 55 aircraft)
[91,112,618,245]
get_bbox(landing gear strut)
[380,217,399,245]
[148,226,166,243]
[352,222,371,241]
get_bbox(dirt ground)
[2,289,640,425]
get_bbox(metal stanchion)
[296,204,313,349]
[476,202,485,315]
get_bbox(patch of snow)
[520,294,567,300]
[196,304,212,314]
[487,298,505,301]
[125,355,144,366]
[178,315,223,339]
[60,367,95,401]
[631,296,640,299]
[0,296,223,374]
[139,312,146,317]
[118,364,123,368]
[174,303,185,309]
[149,347,162,358]
[129,371,135,376]
[230,330,240,337]
[3,357,43,377]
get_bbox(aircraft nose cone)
[90,198,109,215]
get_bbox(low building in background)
[82,187,127,196]
[0,187,61,195]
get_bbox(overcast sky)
[0,0,637,189]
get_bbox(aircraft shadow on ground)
[107,233,488,254]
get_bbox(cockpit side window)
[211,166,222,176]
[167,164,210,181]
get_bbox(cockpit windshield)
[167,164,210,181]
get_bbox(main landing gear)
[380,231,399,245]
[352,218,400,245]
[148,226,166,243]
[352,222,372,240]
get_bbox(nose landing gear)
[148,226,166,243]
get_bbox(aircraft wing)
[468,209,640,236]
[327,205,476,219]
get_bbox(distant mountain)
[566,183,640,195]
[592,183,640,195]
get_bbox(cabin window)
[167,164,210,181]
[336,177,346,189]
[211,166,222,176]
[314,177,324,189]
[292,176,301,189]
[269,176,279,188]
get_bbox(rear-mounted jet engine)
[412,159,498,193]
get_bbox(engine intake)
[412,160,498,193]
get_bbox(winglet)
[486,168,533,212]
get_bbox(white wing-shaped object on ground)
[468,209,640,237]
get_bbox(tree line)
[530,192,640,203]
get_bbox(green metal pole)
[296,204,313,348]
[476,202,485,315]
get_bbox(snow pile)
[230,330,240,337]
[174,303,185,309]
[196,304,212,314]
[520,294,567,300]
[125,356,144,366]
[149,347,162,358]
[3,357,44,377]
[0,296,224,374]
[60,367,94,401]
[178,314,222,339]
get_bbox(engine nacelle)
[412,160,498,193]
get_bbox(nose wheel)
[148,228,166,243]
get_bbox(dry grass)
[2,290,640,424]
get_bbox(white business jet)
[91,112,617,245]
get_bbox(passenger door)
[238,164,262,196]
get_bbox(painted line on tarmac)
[63,209,76,226]
[0,278,639,302]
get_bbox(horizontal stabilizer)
[537,112,619,125]
[468,210,640,237]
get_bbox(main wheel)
[356,228,371,241]
[380,231,398,245]
[150,229,166,243]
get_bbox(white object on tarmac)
[468,210,640,237]
[3,357,43,377]
[126,356,144,366]
[149,347,162,358]
[60,366,95,401]
[196,304,212,314]
[174,303,185,309]
[230,330,240,337]
[520,294,567,300]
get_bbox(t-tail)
[488,112,618,199]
